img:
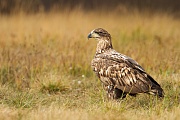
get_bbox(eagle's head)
[88,28,113,53]
[88,28,111,41]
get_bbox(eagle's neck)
[96,38,113,54]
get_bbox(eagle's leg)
[103,84,127,100]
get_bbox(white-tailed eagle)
[88,28,164,100]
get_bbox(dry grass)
[0,10,179,120]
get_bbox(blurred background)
[0,0,180,16]
[0,0,179,86]
[0,0,179,83]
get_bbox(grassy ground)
[0,11,180,120]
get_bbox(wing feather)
[91,51,152,94]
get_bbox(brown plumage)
[88,28,164,100]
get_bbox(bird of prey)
[88,28,164,100]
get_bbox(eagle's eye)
[94,31,101,34]
[97,31,105,36]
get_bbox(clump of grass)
[0,87,37,108]
[40,81,69,94]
